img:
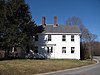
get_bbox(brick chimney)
[54,16,57,27]
[42,16,46,26]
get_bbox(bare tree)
[66,16,97,60]
[93,42,100,56]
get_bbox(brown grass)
[0,59,96,75]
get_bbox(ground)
[0,59,96,75]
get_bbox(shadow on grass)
[0,57,48,61]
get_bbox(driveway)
[40,56,100,75]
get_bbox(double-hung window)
[71,35,74,42]
[71,47,75,53]
[48,35,51,41]
[62,47,66,53]
[62,35,66,41]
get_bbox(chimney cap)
[42,16,45,18]
[54,16,57,18]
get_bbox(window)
[34,46,38,53]
[35,35,38,41]
[62,47,66,53]
[47,47,53,53]
[71,47,75,53]
[62,35,66,41]
[48,35,51,41]
[71,35,74,42]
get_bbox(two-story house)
[35,16,81,59]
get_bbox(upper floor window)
[71,35,74,42]
[35,35,38,41]
[48,35,51,41]
[62,47,66,53]
[71,47,75,53]
[62,35,66,41]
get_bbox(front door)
[47,46,55,58]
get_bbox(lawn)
[0,59,96,75]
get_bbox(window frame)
[62,35,66,41]
[48,35,51,41]
[71,47,75,53]
[71,35,74,42]
[47,47,53,53]
[62,47,66,53]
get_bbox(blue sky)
[26,0,100,41]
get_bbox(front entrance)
[46,46,54,58]
[45,44,56,58]
[46,46,55,58]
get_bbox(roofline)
[37,33,81,35]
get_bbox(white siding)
[35,34,80,59]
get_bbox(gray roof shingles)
[42,25,81,33]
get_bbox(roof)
[42,25,81,34]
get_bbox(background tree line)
[92,42,100,56]
[0,0,43,59]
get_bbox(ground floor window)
[62,47,66,53]
[71,47,75,53]
[34,46,38,53]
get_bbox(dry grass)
[0,59,96,75]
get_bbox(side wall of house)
[35,34,80,59]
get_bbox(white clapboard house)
[34,16,81,59]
